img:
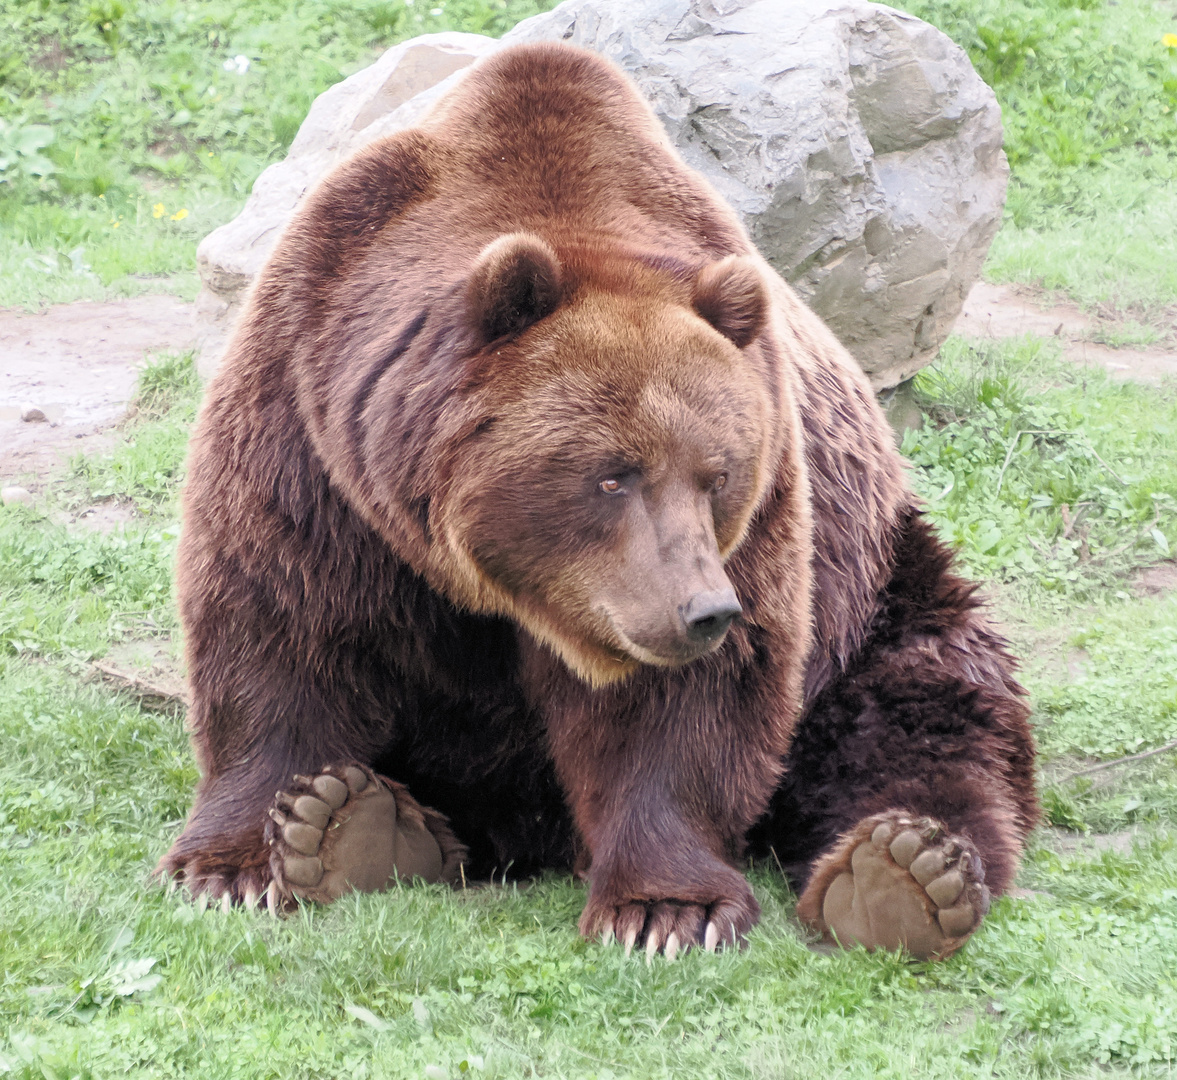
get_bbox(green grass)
[903,0,1177,315]
[2,350,1176,1079]
[0,653,1174,1079]
[0,0,559,308]
[902,335,1177,597]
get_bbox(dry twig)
[1057,738,1177,784]
[92,659,189,710]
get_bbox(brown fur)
[160,43,1036,950]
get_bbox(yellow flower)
[152,202,166,219]
[1164,32,1177,47]
[170,208,188,221]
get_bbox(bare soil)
[0,294,196,489]
[1132,560,1177,598]
[955,282,1177,385]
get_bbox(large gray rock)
[194,0,1007,388]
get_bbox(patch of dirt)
[954,282,1177,385]
[93,638,188,710]
[1132,560,1177,598]
[61,498,141,534]
[0,295,196,490]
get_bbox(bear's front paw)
[796,811,991,961]
[265,764,466,912]
[579,873,760,960]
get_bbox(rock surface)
[194,0,1007,388]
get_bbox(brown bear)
[160,42,1037,961]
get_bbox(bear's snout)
[680,587,742,645]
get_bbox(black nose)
[682,588,742,643]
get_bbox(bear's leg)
[772,694,1034,959]
[161,729,470,904]
[265,762,466,911]
[157,649,467,908]
[161,754,466,910]
[158,753,293,908]
[753,522,1038,959]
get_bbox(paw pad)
[802,811,992,960]
[265,763,448,907]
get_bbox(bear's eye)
[713,473,728,492]
[599,478,623,495]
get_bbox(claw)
[165,875,177,896]
[268,806,287,827]
[266,881,280,917]
[244,886,259,910]
[704,921,719,953]
[221,892,232,914]
[292,773,315,785]
[600,927,614,948]
[195,891,209,913]
[622,924,638,957]
[665,932,680,962]
[645,931,659,965]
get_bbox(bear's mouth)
[598,607,731,668]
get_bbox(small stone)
[1,486,33,506]
[20,403,46,423]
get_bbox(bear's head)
[429,232,777,686]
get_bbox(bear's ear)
[692,256,768,349]
[467,233,564,342]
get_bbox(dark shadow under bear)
[159,43,1037,960]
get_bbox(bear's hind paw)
[265,763,466,909]
[796,812,991,961]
